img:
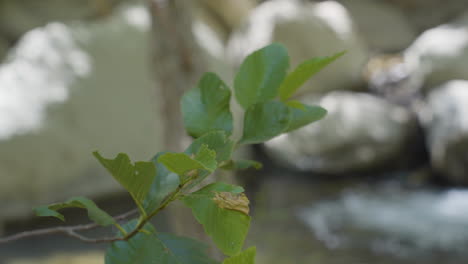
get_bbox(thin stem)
[0,209,138,244]
[0,165,211,244]
[114,223,127,236]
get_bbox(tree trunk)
[148,0,204,152]
[147,0,222,258]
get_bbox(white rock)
[227,0,368,94]
[419,80,468,184]
[264,91,416,173]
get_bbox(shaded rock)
[0,5,161,221]
[340,0,417,52]
[0,37,8,61]
[264,92,417,173]
[227,0,368,94]
[381,0,468,33]
[419,80,468,184]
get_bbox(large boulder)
[340,0,417,52]
[227,0,369,95]
[419,80,468,184]
[403,12,468,91]
[264,92,417,173]
[0,5,162,221]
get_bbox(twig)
[1,162,199,244]
[0,209,138,244]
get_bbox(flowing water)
[248,171,468,264]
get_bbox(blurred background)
[1,0,468,263]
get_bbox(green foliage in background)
[34,43,342,263]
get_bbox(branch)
[0,165,200,244]
[0,209,138,244]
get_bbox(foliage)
[33,43,342,263]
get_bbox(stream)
[2,171,468,263]
[248,171,468,264]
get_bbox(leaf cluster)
[34,43,343,263]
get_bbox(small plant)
[1,43,343,263]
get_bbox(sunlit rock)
[419,80,468,184]
[264,92,417,173]
[404,16,468,90]
[0,23,91,139]
[227,0,369,94]
[339,0,417,52]
[0,5,161,221]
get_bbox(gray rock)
[264,92,416,173]
[227,0,369,95]
[419,80,468,184]
[0,5,161,221]
[339,0,417,52]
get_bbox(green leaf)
[183,131,235,190]
[185,131,234,163]
[182,72,233,138]
[93,152,156,212]
[240,101,290,144]
[105,220,217,264]
[158,153,205,175]
[182,183,251,256]
[234,43,289,109]
[220,160,263,170]
[35,196,115,226]
[143,152,180,213]
[279,51,345,100]
[158,145,217,177]
[194,144,217,172]
[284,100,327,132]
[222,247,256,264]
[157,233,218,264]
